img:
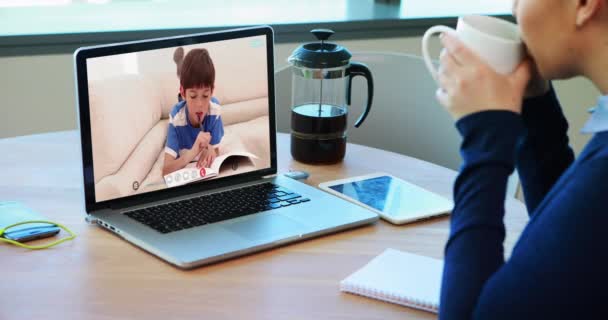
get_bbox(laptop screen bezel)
[74,26,278,213]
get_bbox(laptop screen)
[86,35,271,203]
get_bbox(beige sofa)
[89,70,270,202]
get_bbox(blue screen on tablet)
[329,176,396,213]
[328,175,452,218]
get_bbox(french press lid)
[288,29,352,69]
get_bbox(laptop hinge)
[263,174,278,179]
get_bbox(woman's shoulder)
[580,132,608,161]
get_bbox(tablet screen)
[328,175,451,217]
[328,175,396,213]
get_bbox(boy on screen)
[162,48,224,176]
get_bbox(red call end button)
[199,168,206,177]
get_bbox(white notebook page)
[340,248,443,313]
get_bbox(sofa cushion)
[89,74,164,183]
[224,115,271,170]
[94,120,168,202]
[221,97,268,126]
[154,73,180,120]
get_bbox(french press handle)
[346,62,374,128]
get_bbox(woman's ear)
[576,0,604,27]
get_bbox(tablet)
[318,172,453,225]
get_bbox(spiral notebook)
[340,248,443,313]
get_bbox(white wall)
[87,52,139,82]
[0,36,598,155]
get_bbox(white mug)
[421,15,524,83]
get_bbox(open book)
[164,151,259,188]
[340,248,443,313]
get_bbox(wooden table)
[0,131,529,319]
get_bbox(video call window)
[87,36,271,202]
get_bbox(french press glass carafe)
[288,29,374,164]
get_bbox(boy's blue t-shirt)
[164,98,224,159]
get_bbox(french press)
[288,29,374,164]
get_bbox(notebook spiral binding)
[341,280,438,313]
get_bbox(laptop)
[74,26,378,269]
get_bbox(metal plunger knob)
[311,29,335,41]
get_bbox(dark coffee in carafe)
[291,104,347,164]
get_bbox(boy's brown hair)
[179,48,215,90]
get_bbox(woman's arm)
[434,32,532,319]
[440,111,603,320]
[439,111,523,319]
[516,86,575,213]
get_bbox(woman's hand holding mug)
[421,15,546,120]
[435,31,532,120]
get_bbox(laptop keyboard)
[124,182,310,234]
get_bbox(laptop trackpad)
[224,214,305,242]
